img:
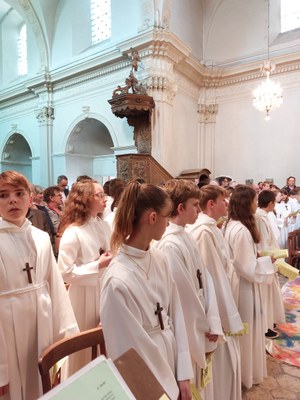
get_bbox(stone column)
[35,106,55,186]
[149,75,176,166]
[139,29,190,171]
[197,103,218,174]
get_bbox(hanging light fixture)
[253,0,283,120]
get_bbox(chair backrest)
[293,229,300,250]
[288,229,300,250]
[38,326,106,394]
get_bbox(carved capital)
[198,104,218,124]
[146,75,176,104]
[35,106,55,124]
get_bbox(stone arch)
[62,112,118,151]
[66,117,114,156]
[64,117,116,184]
[1,133,32,181]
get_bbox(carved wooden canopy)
[108,93,155,119]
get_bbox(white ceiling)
[0,2,12,23]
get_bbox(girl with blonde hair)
[58,179,112,374]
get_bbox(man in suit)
[26,207,52,237]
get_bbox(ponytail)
[111,181,169,254]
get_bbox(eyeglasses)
[94,192,107,199]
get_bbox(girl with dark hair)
[224,185,275,389]
[100,181,193,400]
[58,180,112,375]
[104,178,126,229]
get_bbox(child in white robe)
[156,179,223,399]
[58,180,112,375]
[275,189,291,247]
[290,188,300,230]
[100,181,193,400]
[256,190,285,338]
[0,171,78,400]
[224,185,276,389]
[187,184,244,400]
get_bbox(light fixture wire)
[252,0,283,120]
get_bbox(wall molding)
[2,27,300,111]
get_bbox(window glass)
[18,24,27,76]
[281,0,300,33]
[91,0,111,44]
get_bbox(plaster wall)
[203,0,284,66]
[93,155,116,182]
[1,7,40,86]
[162,80,199,177]
[52,0,140,68]
[2,13,19,83]
[65,154,93,186]
[214,73,300,186]
[170,0,203,61]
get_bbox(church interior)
[1,0,300,188]
[1,2,300,400]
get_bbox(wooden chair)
[288,229,300,269]
[38,326,106,394]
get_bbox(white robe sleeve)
[229,227,275,285]
[0,319,8,387]
[256,217,271,251]
[168,277,195,381]
[160,241,208,368]
[29,226,79,346]
[203,269,225,336]
[58,229,99,285]
[47,251,79,340]
[195,228,243,333]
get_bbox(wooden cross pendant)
[155,302,164,330]
[197,269,203,289]
[23,262,33,284]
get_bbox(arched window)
[91,0,111,44]
[281,0,300,33]
[18,24,27,76]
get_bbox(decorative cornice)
[53,153,98,159]
[1,160,31,166]
[117,29,192,77]
[3,27,300,110]
[0,98,38,120]
[53,62,131,93]
[210,55,300,88]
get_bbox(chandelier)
[252,1,283,120]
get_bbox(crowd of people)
[0,170,296,400]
